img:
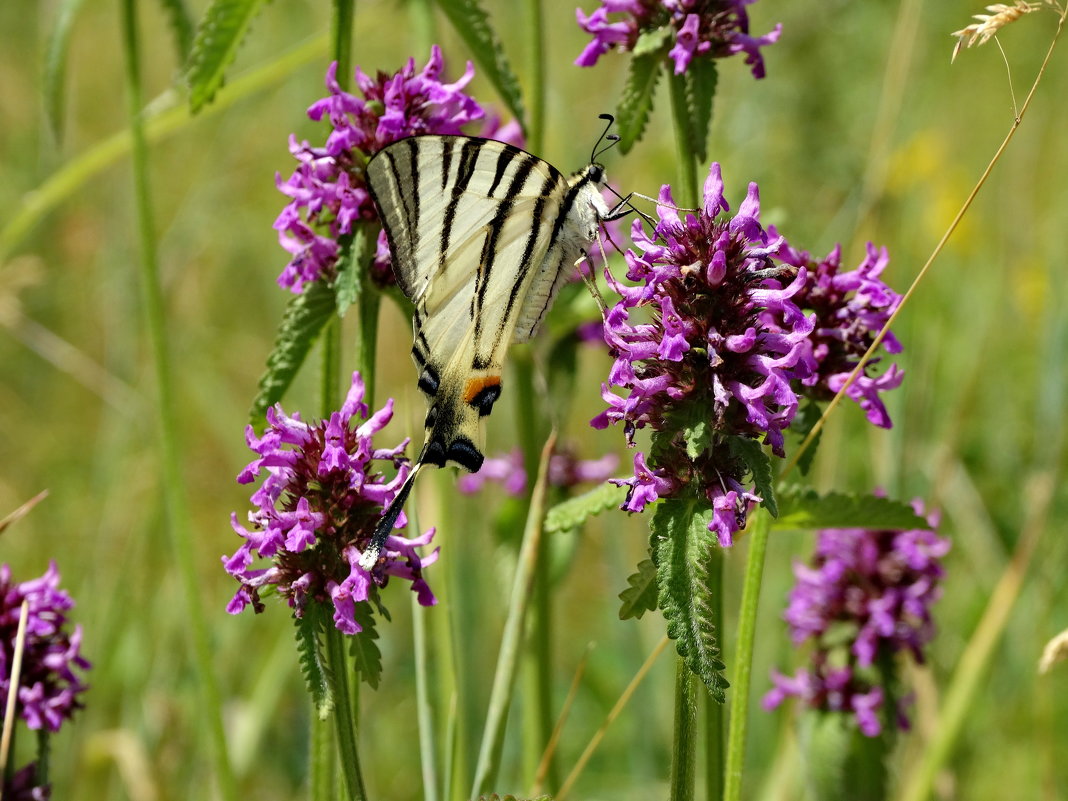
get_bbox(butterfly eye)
[588,164,605,184]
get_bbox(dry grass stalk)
[951,1,1043,61]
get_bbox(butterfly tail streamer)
[359,460,428,570]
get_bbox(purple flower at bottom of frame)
[225,371,439,635]
[3,763,50,801]
[273,47,524,294]
[0,563,90,734]
[763,500,949,736]
[575,1,782,78]
[774,235,905,428]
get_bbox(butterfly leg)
[575,251,608,316]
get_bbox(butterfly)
[357,119,628,568]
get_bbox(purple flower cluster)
[594,163,814,545]
[763,502,949,736]
[0,562,90,733]
[593,164,906,546]
[456,448,620,496]
[4,763,49,801]
[777,237,904,428]
[224,372,438,635]
[274,47,520,293]
[576,0,781,77]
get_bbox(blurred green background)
[1,1,1066,799]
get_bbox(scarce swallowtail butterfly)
[358,119,628,569]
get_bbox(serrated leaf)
[435,0,526,132]
[42,0,87,142]
[651,498,729,701]
[790,400,823,477]
[680,57,717,163]
[618,558,658,620]
[774,487,928,531]
[615,51,662,154]
[185,0,270,113]
[544,481,626,535]
[333,230,365,317]
[727,436,777,518]
[249,280,336,425]
[633,26,673,57]
[348,604,382,690]
[295,606,334,719]
[158,0,196,62]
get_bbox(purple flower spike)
[575,1,780,78]
[274,48,521,293]
[595,162,814,545]
[0,562,90,734]
[775,235,905,428]
[764,500,948,736]
[225,371,438,634]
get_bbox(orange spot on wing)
[463,375,501,403]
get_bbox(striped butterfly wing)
[367,135,584,472]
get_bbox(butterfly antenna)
[358,460,427,570]
[591,113,621,163]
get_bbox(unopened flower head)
[0,562,90,733]
[763,502,949,736]
[575,0,782,77]
[775,237,904,428]
[274,47,521,293]
[593,163,813,544]
[225,372,438,635]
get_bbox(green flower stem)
[723,510,771,801]
[669,657,699,801]
[332,0,355,84]
[324,624,368,801]
[118,3,237,799]
[522,0,545,152]
[512,351,554,785]
[321,319,342,417]
[704,548,725,801]
[470,434,556,799]
[0,33,327,266]
[310,712,338,801]
[667,72,699,208]
[355,280,381,407]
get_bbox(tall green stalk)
[704,550,725,801]
[118,2,236,799]
[522,0,545,152]
[670,657,699,801]
[723,511,770,801]
[325,625,368,800]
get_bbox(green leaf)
[157,0,196,62]
[651,498,729,701]
[790,400,824,477]
[434,0,526,132]
[348,604,383,690]
[633,26,673,57]
[799,712,892,801]
[42,0,87,142]
[619,558,658,620]
[679,57,717,164]
[185,0,270,113]
[295,606,334,719]
[683,418,711,460]
[333,229,366,317]
[727,436,778,518]
[615,51,662,154]
[249,279,336,426]
[774,487,929,531]
[544,482,626,535]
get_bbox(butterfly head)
[586,163,607,186]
